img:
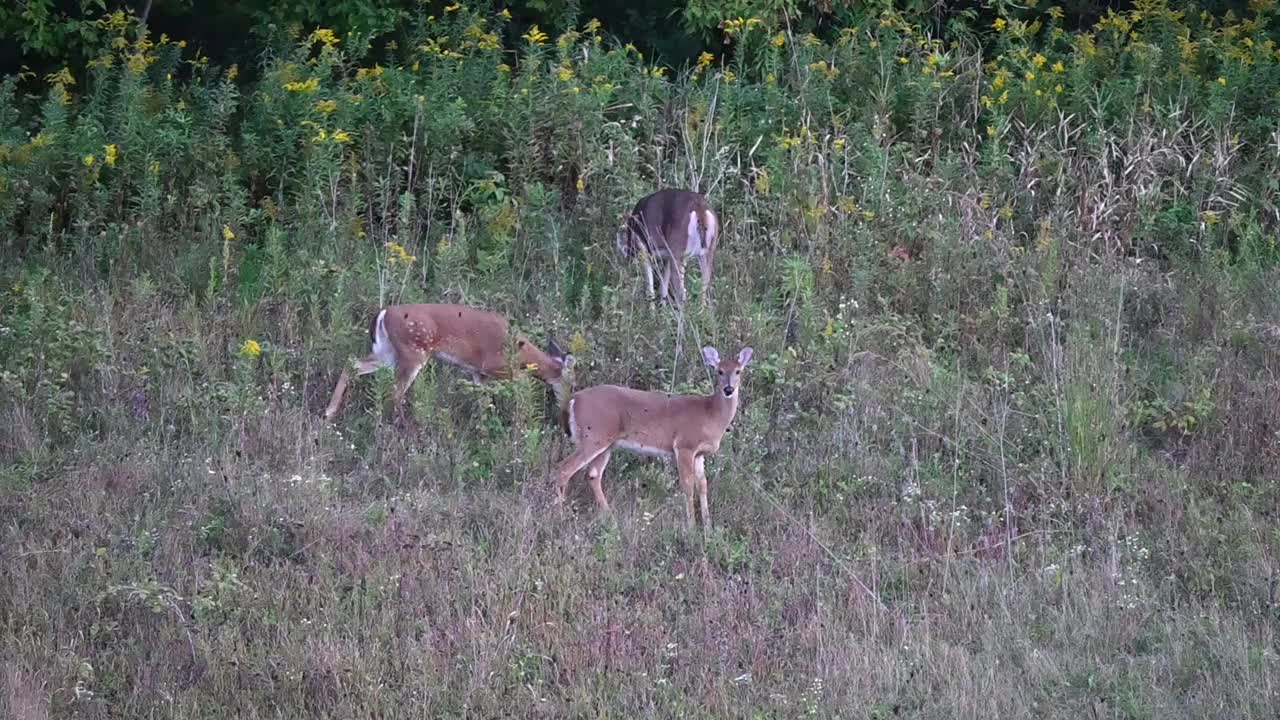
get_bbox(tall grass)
[3,3,1279,716]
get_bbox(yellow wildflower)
[1033,53,1047,67]
[576,176,585,193]
[772,32,786,48]
[284,77,320,93]
[240,339,262,358]
[103,144,118,168]
[1025,71,1035,81]
[557,65,574,81]
[228,64,239,80]
[385,241,417,266]
[500,8,511,19]
[1217,76,1227,86]
[444,3,461,12]
[222,225,236,241]
[523,25,548,45]
[497,63,511,73]
[993,18,1007,31]
[83,154,95,167]
[696,52,714,70]
[310,28,340,48]
[314,99,338,114]
[1052,61,1064,73]
[584,18,601,34]
[331,129,352,144]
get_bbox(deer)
[553,345,753,532]
[324,304,574,424]
[616,189,720,307]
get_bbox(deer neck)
[707,388,740,429]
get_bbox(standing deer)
[554,345,753,532]
[616,189,720,306]
[324,304,573,423]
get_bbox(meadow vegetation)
[2,1,1280,716]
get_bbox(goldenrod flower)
[385,241,417,266]
[523,25,548,45]
[309,28,340,48]
[284,77,320,93]
[240,339,262,358]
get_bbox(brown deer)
[324,304,573,423]
[554,345,753,532]
[616,189,720,306]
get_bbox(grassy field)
[3,4,1280,718]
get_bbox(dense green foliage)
[2,0,1280,716]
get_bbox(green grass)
[4,4,1280,717]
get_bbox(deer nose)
[723,386,734,397]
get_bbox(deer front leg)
[676,448,699,531]
[695,454,710,533]
[392,362,424,427]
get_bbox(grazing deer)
[554,345,753,531]
[324,304,573,423]
[616,189,720,306]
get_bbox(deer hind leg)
[698,251,714,308]
[324,355,383,419]
[669,262,688,306]
[643,252,657,301]
[675,448,699,531]
[555,442,611,506]
[585,450,613,514]
[658,259,672,303]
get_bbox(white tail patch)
[686,211,705,257]
[371,309,396,368]
[704,210,718,250]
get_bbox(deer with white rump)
[616,189,719,307]
[554,345,753,532]
[324,304,573,423]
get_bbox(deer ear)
[702,346,721,367]
[737,347,754,366]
